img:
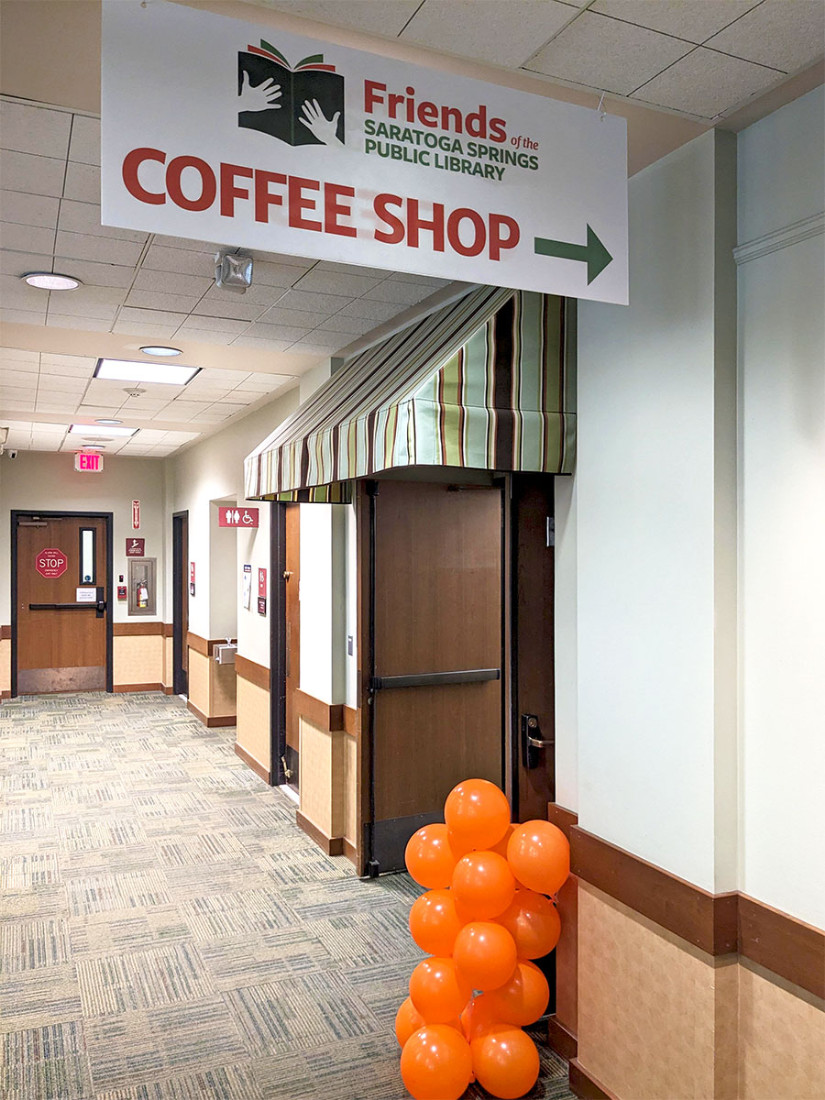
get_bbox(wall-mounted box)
[214,643,237,665]
[128,557,156,616]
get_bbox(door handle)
[521,714,554,769]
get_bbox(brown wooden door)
[15,514,109,694]
[368,480,503,872]
[284,504,300,789]
[511,475,556,821]
[172,511,189,695]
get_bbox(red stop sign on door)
[36,547,68,578]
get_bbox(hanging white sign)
[101,1,628,304]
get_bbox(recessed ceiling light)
[140,345,182,357]
[95,418,123,426]
[80,444,107,451]
[69,424,138,438]
[94,358,200,385]
[22,272,81,291]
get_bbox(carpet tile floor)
[0,692,576,1100]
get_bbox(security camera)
[7,449,18,459]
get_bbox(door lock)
[521,713,554,769]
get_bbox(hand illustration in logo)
[238,71,282,112]
[299,99,343,147]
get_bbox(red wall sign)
[36,547,67,578]
[132,500,140,530]
[219,506,259,528]
[258,568,267,599]
[75,452,103,472]
[126,538,145,557]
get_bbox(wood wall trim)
[343,706,360,739]
[546,1014,577,1062]
[236,654,270,692]
[164,623,174,637]
[568,1059,617,1100]
[113,683,163,693]
[342,838,357,865]
[547,802,578,840]
[560,814,824,993]
[186,632,237,657]
[296,809,344,857]
[571,826,738,955]
[234,742,271,784]
[0,625,11,641]
[738,894,824,1000]
[113,622,165,636]
[186,699,235,727]
[295,688,343,732]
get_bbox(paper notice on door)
[76,588,97,603]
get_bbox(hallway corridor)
[0,693,573,1100]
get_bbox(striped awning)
[244,284,575,502]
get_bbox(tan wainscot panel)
[163,634,173,691]
[739,961,825,1100]
[187,647,210,716]
[299,716,345,841]
[577,882,739,1100]
[343,731,358,848]
[0,637,10,694]
[236,674,270,774]
[113,632,164,686]
[211,659,237,718]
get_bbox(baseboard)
[113,682,164,693]
[296,809,344,857]
[234,742,271,784]
[343,838,357,866]
[569,1059,617,1100]
[186,700,236,727]
[163,685,174,695]
[547,1014,578,1062]
[0,690,10,700]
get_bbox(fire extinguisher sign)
[132,500,140,530]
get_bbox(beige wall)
[113,634,164,687]
[577,884,825,1100]
[299,717,345,839]
[0,638,9,694]
[235,675,270,774]
[187,648,210,718]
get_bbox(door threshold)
[278,784,299,805]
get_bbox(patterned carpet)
[0,692,576,1100]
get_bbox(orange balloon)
[507,820,570,896]
[453,921,518,991]
[409,889,463,957]
[409,957,473,1023]
[452,851,516,919]
[444,779,511,852]
[405,824,458,889]
[395,997,426,1047]
[471,1025,540,1099]
[497,890,561,959]
[485,959,549,1027]
[460,994,500,1042]
[401,1024,474,1100]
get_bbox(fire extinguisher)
[137,579,149,609]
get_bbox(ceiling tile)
[335,298,407,322]
[1,221,55,255]
[633,47,784,118]
[230,336,293,351]
[63,161,100,204]
[54,231,145,267]
[241,322,311,342]
[141,244,215,276]
[0,348,39,364]
[200,280,287,307]
[172,328,237,345]
[705,1,825,72]
[253,260,310,288]
[0,273,52,311]
[0,101,72,159]
[153,234,225,252]
[124,289,200,313]
[259,305,322,325]
[589,1,758,44]
[362,280,434,305]
[0,190,60,230]
[117,305,190,327]
[111,321,180,340]
[46,313,113,332]
[132,267,212,297]
[404,0,574,67]
[314,314,376,335]
[275,288,354,314]
[67,115,100,166]
[316,261,389,279]
[233,372,293,391]
[46,298,118,323]
[389,271,450,287]
[526,11,692,95]
[175,315,249,335]
[0,306,47,325]
[58,200,146,243]
[191,297,264,322]
[293,269,383,295]
[264,1,420,36]
[40,353,97,372]
[52,256,134,289]
[0,150,66,198]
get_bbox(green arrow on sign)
[534,225,613,284]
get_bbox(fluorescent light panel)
[94,358,200,385]
[69,424,138,438]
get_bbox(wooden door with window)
[365,480,503,873]
[14,512,110,695]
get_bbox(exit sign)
[75,452,103,472]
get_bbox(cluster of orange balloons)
[396,779,570,1100]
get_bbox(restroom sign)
[219,506,259,528]
[101,0,628,304]
[36,547,67,578]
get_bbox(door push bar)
[370,668,501,691]
[29,601,108,618]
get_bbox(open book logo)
[237,40,345,147]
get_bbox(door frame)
[171,510,189,696]
[10,509,114,697]
[270,500,287,787]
